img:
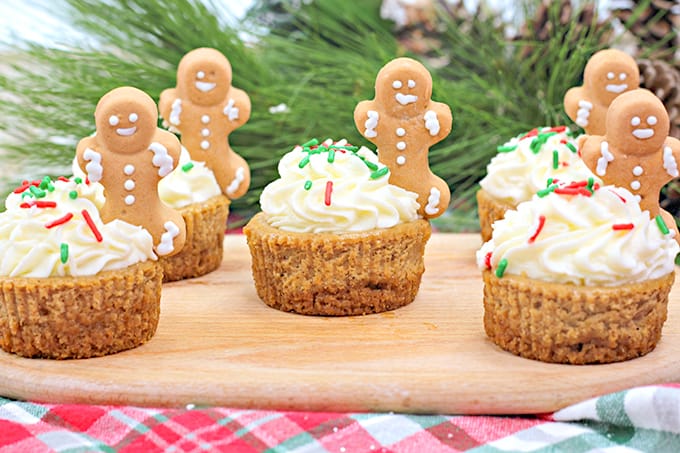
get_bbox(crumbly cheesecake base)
[244,213,431,316]
[0,260,162,359]
[160,195,230,282]
[482,269,674,364]
[476,189,515,242]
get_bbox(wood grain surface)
[1,234,679,414]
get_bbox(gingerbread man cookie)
[354,57,452,218]
[159,47,251,199]
[580,88,680,240]
[564,49,640,135]
[76,86,186,256]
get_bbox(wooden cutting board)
[1,233,680,415]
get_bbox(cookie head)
[94,86,157,153]
[375,57,432,116]
[583,49,639,105]
[606,89,669,154]
[176,47,231,106]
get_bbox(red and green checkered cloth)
[2,384,679,452]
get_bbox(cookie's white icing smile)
[395,93,417,105]
[606,83,627,93]
[195,81,216,92]
[632,128,654,139]
[116,126,137,136]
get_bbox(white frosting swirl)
[71,147,221,210]
[260,139,419,233]
[477,183,679,286]
[0,178,156,278]
[480,127,599,205]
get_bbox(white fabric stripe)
[553,396,601,422]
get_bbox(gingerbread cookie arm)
[423,101,452,144]
[222,87,251,129]
[158,88,181,130]
[564,86,593,130]
[578,134,608,178]
[76,136,104,184]
[150,129,182,178]
[353,100,379,143]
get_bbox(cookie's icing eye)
[129,113,138,123]
[392,80,402,89]
[607,72,615,80]
[197,71,205,79]
[619,73,627,80]
[647,115,658,126]
[109,115,119,126]
[408,79,416,88]
[631,116,641,126]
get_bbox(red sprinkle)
[564,181,588,188]
[608,189,626,203]
[13,183,31,194]
[45,213,73,229]
[324,181,333,206]
[560,139,568,144]
[547,126,567,133]
[57,176,70,182]
[528,215,546,243]
[85,177,90,185]
[612,223,634,231]
[520,128,539,140]
[484,252,492,269]
[81,209,103,242]
[553,187,593,197]
[20,201,57,209]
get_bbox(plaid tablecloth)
[2,384,679,452]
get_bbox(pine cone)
[611,0,680,62]
[515,0,611,61]
[638,58,680,138]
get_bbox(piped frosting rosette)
[259,138,420,233]
[477,178,679,286]
[0,176,155,278]
[480,126,599,206]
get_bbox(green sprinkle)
[29,186,46,198]
[495,258,508,278]
[497,144,517,153]
[656,214,670,235]
[552,150,559,169]
[530,138,542,154]
[327,148,335,163]
[546,178,554,187]
[304,180,312,190]
[69,190,78,199]
[181,162,194,172]
[39,176,51,190]
[565,142,577,153]
[370,167,389,179]
[74,177,83,184]
[21,191,34,199]
[586,177,595,191]
[60,243,69,264]
[537,185,557,197]
[301,138,319,148]
[47,183,55,192]
[298,155,310,168]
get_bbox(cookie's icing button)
[201,128,210,137]
[396,127,405,137]
[201,115,210,124]
[200,140,210,150]
[632,165,644,176]
[395,93,417,105]
[124,164,135,176]
[396,155,406,165]
[124,195,135,205]
[396,141,406,150]
[631,180,641,190]
[124,179,135,191]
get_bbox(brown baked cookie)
[580,88,680,241]
[76,86,186,256]
[354,57,452,218]
[564,49,640,135]
[159,47,251,199]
